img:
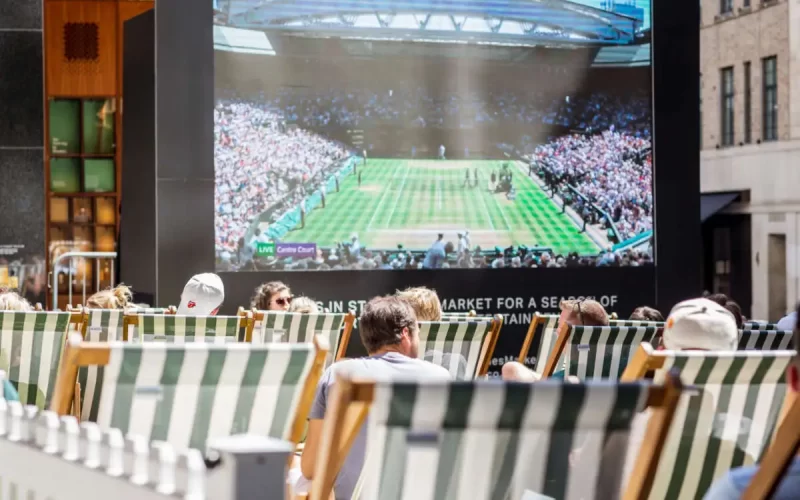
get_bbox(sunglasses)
[274,297,293,306]
[561,299,585,325]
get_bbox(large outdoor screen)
[213,0,653,272]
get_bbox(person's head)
[86,284,133,310]
[396,286,442,321]
[288,296,319,314]
[251,281,292,311]
[723,300,743,329]
[788,304,800,393]
[629,306,664,322]
[177,273,224,316]
[661,298,738,351]
[559,299,609,327]
[703,293,729,307]
[0,291,33,312]
[359,296,420,357]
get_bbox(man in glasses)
[501,298,609,382]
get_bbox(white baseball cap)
[177,273,225,316]
[662,298,738,351]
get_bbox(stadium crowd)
[214,100,348,258]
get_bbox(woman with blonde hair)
[86,284,133,309]
[396,286,442,321]
[288,296,320,314]
[0,291,33,311]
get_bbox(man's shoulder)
[325,355,451,381]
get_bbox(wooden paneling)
[45,1,118,96]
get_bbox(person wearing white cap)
[177,273,225,316]
[661,297,738,351]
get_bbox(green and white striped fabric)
[94,341,317,453]
[566,325,659,380]
[648,347,793,499]
[609,320,664,328]
[135,307,172,314]
[135,314,242,343]
[738,329,794,351]
[743,321,778,331]
[84,309,124,340]
[0,312,71,409]
[356,379,651,500]
[78,318,118,421]
[529,314,560,376]
[417,320,494,379]
[256,311,346,366]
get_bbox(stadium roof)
[218,0,644,46]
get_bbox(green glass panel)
[82,99,115,155]
[83,159,115,192]
[50,158,81,193]
[49,100,80,154]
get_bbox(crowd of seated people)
[214,99,349,259]
[530,130,653,241]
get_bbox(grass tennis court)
[277,159,600,254]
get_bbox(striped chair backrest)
[131,314,243,343]
[0,311,71,408]
[82,309,124,340]
[417,318,499,379]
[743,321,778,331]
[255,311,349,366]
[521,314,560,376]
[738,329,794,351]
[609,320,664,328]
[77,318,119,422]
[352,379,664,500]
[566,325,660,380]
[93,340,321,453]
[646,345,794,499]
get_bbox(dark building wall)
[0,0,47,304]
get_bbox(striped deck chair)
[621,343,795,499]
[123,314,244,343]
[743,321,778,331]
[743,392,800,498]
[310,373,683,500]
[50,334,328,453]
[610,320,665,328]
[739,329,794,351]
[124,306,176,340]
[0,311,73,409]
[76,311,122,421]
[517,313,560,374]
[417,316,502,379]
[440,311,477,321]
[252,310,355,366]
[543,324,661,380]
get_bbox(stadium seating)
[248,310,355,366]
[517,313,560,375]
[123,313,247,342]
[0,311,77,409]
[50,334,328,453]
[621,343,794,499]
[543,324,661,380]
[418,316,502,378]
[741,393,800,498]
[309,374,682,500]
[739,329,794,350]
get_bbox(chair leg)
[72,381,81,420]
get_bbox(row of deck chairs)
[0,307,797,499]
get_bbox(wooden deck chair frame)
[244,309,356,361]
[49,333,328,447]
[476,315,504,376]
[517,313,554,364]
[308,372,683,500]
[121,307,214,341]
[743,394,800,499]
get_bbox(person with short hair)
[288,296,319,314]
[396,286,442,321]
[502,299,609,382]
[704,303,800,499]
[177,273,224,316]
[86,284,133,310]
[251,281,292,311]
[0,291,33,312]
[629,305,664,322]
[296,296,451,500]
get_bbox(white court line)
[385,163,411,228]
[366,160,403,231]
[490,192,513,231]
[437,174,443,210]
[477,188,496,231]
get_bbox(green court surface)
[278,159,600,254]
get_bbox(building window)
[762,56,777,141]
[721,66,734,146]
[744,0,750,7]
[699,75,703,149]
[720,0,732,14]
[744,61,752,143]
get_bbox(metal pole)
[96,259,100,293]
[110,258,115,288]
[68,258,73,309]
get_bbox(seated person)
[177,273,225,316]
[629,305,664,322]
[86,284,133,309]
[288,296,319,314]
[703,303,800,499]
[396,287,467,379]
[294,296,451,500]
[502,298,609,382]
